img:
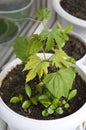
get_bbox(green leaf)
[36,8,51,20]
[64,25,73,34]
[42,109,49,116]
[47,105,55,114]
[57,22,63,32]
[40,24,71,51]
[36,84,43,94]
[10,94,23,103]
[31,96,38,105]
[13,36,43,62]
[49,50,71,68]
[56,107,63,114]
[36,82,44,94]
[38,95,51,107]
[22,100,31,109]
[40,29,55,50]
[68,89,77,101]
[18,94,23,101]
[43,68,75,98]
[24,54,49,82]
[62,99,66,105]
[25,84,31,98]
[57,23,72,33]
[52,98,60,107]
[10,96,20,103]
[52,27,67,49]
[38,95,49,100]
[64,103,70,109]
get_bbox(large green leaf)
[24,54,49,82]
[43,68,75,98]
[13,36,43,62]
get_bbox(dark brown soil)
[60,0,86,20]
[63,34,86,60]
[0,64,86,120]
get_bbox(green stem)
[5,17,41,23]
[43,50,46,60]
[42,20,47,30]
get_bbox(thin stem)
[43,49,46,60]
[42,20,47,30]
[5,17,41,23]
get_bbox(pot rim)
[0,0,33,14]
[53,0,86,27]
[0,53,86,127]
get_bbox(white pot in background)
[0,53,86,130]
[53,0,86,42]
[0,0,33,19]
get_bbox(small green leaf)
[62,99,66,105]
[36,8,51,20]
[56,107,63,114]
[25,84,31,98]
[24,54,49,82]
[68,89,77,101]
[64,25,73,34]
[57,22,63,32]
[38,95,49,100]
[31,96,38,105]
[19,94,23,101]
[36,82,44,94]
[64,103,70,109]
[42,109,49,116]
[38,95,51,107]
[47,105,55,114]
[36,85,43,94]
[10,96,20,103]
[52,98,60,107]
[22,100,31,109]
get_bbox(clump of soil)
[60,0,86,20]
[0,64,86,120]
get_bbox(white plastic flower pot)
[53,0,86,42]
[0,52,86,130]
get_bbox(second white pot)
[53,0,86,42]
